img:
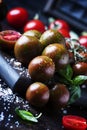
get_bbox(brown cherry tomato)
[42,43,69,71]
[73,62,87,75]
[50,83,70,109]
[28,55,55,82]
[26,82,50,107]
[79,36,87,48]
[14,35,42,65]
[40,29,66,49]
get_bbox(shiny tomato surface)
[24,19,46,33]
[73,62,87,75]
[58,28,70,38]
[6,7,29,28]
[49,19,70,31]
[79,36,87,48]
[62,115,87,130]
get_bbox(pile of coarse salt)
[0,56,36,129]
[0,85,31,129]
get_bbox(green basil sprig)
[58,64,87,104]
[15,108,42,123]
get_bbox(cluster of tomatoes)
[0,28,87,110]
[0,6,87,109]
[6,7,46,33]
[6,8,87,75]
[6,7,70,37]
[6,7,87,48]
[13,29,70,109]
[0,29,70,110]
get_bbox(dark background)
[3,0,49,32]
[0,0,87,130]
[3,0,87,32]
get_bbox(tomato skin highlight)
[62,115,87,130]
[73,62,87,76]
[49,19,70,31]
[58,28,70,38]
[6,7,29,28]
[79,36,87,48]
[24,19,46,33]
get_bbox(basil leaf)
[15,108,39,123]
[73,75,87,85]
[68,86,81,104]
[65,64,73,79]
[59,64,73,81]
[55,75,70,85]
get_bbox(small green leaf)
[57,75,70,85]
[59,64,73,83]
[15,108,42,123]
[68,86,81,104]
[73,75,87,85]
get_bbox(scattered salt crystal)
[0,57,31,129]
[12,60,21,67]
[0,112,4,121]
[8,118,11,121]
[19,72,23,75]
[23,104,30,110]
[5,58,10,62]
[10,126,13,129]
[15,121,19,127]
[9,58,15,63]
[4,107,6,110]
[62,110,67,114]
[5,122,9,127]
[61,107,68,114]
[0,91,5,96]
[81,85,86,88]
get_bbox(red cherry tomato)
[49,19,70,31]
[6,7,29,28]
[58,28,70,38]
[62,115,87,130]
[23,19,46,33]
[79,36,87,48]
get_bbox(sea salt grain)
[0,94,31,129]
[5,122,9,127]
[0,112,4,121]
[0,84,31,129]
[61,108,68,114]
[62,109,67,114]
[15,121,20,127]
[81,85,86,88]
[10,126,13,129]
[0,57,33,129]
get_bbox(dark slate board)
[43,0,87,32]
